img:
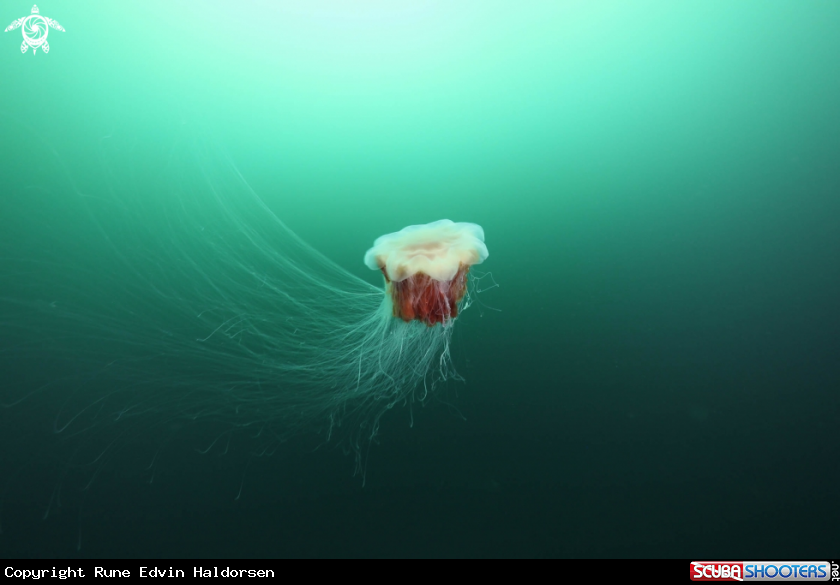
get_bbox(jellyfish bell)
[364,220,489,326]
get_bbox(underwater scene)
[0,0,838,558]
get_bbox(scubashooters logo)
[691,561,834,581]
[4,5,64,54]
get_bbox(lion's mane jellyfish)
[365,220,489,326]
[0,132,492,493]
[0,126,496,545]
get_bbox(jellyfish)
[0,134,491,490]
[365,220,488,327]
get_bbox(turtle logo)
[5,4,64,55]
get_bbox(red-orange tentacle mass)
[381,265,469,326]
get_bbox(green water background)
[1,0,839,558]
